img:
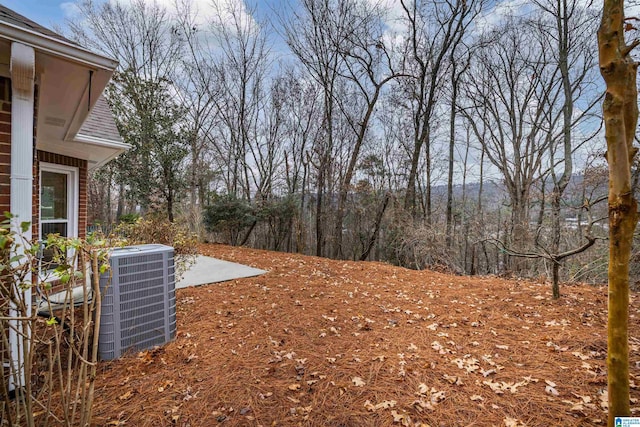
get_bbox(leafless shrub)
[1,215,109,426]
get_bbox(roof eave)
[74,133,130,171]
[75,133,129,150]
[0,21,118,71]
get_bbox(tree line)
[70,0,630,294]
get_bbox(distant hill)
[429,173,608,213]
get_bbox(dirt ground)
[91,244,640,426]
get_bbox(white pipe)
[9,42,34,393]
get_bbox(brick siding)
[33,151,88,240]
[0,77,88,239]
[0,76,10,390]
[0,77,10,216]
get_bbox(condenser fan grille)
[98,244,176,360]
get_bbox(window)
[39,163,78,268]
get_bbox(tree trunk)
[106,168,113,224]
[190,135,199,214]
[316,169,324,257]
[317,85,335,258]
[360,193,391,261]
[470,246,476,276]
[536,178,546,240]
[404,140,421,215]
[548,0,574,299]
[550,190,562,298]
[461,129,471,273]
[116,181,125,221]
[446,59,457,247]
[425,145,432,224]
[552,260,560,300]
[167,189,174,222]
[333,89,382,260]
[477,146,485,274]
[240,220,257,246]
[482,241,490,275]
[510,193,529,274]
[298,162,308,254]
[598,0,639,423]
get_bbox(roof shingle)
[78,95,123,143]
[0,5,77,45]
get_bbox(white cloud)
[475,0,532,32]
[374,0,409,34]
[61,0,256,32]
[359,0,409,59]
[60,1,81,19]
[206,0,260,35]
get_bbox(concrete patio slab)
[176,255,267,289]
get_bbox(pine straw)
[90,244,640,426]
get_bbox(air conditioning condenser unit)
[98,244,176,360]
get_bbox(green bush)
[113,216,198,278]
[203,195,256,244]
[117,213,140,224]
[256,195,297,222]
[255,196,298,250]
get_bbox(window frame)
[39,162,79,241]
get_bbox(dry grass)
[90,244,640,426]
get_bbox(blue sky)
[1,1,288,38]
[2,1,68,29]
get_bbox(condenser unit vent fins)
[98,244,176,360]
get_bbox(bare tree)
[173,0,221,234]
[531,0,600,297]
[399,0,480,220]
[272,67,323,252]
[329,1,403,259]
[283,0,352,256]
[207,1,272,202]
[598,0,639,421]
[69,0,188,221]
[445,45,472,248]
[463,19,561,273]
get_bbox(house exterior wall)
[0,75,88,239]
[0,76,9,390]
[0,77,11,216]
[32,151,88,240]
[0,76,88,371]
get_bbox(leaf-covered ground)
[92,244,640,426]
